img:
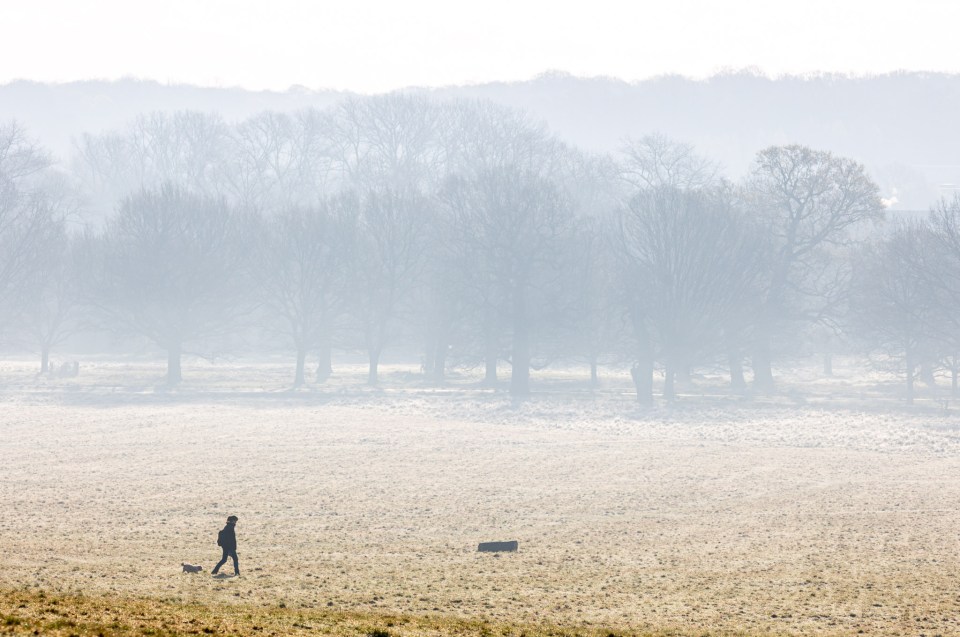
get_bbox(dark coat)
[217,523,237,551]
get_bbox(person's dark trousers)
[212,548,239,575]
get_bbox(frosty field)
[3,358,960,636]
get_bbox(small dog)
[181,563,203,573]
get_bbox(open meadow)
[2,357,960,636]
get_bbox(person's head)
[227,515,238,525]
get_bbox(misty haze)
[3,4,960,637]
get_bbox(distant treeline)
[5,72,960,208]
[0,94,955,402]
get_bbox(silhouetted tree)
[561,150,625,385]
[0,122,67,334]
[225,109,335,214]
[91,184,249,384]
[851,223,936,404]
[619,133,720,191]
[20,229,85,373]
[253,197,357,386]
[616,186,766,402]
[436,102,567,388]
[745,145,883,390]
[328,94,444,192]
[889,196,960,395]
[443,166,576,396]
[73,111,232,228]
[352,188,431,385]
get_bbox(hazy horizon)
[6,66,960,95]
[8,0,960,93]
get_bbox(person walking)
[212,515,240,576]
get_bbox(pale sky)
[3,0,959,93]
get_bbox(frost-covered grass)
[2,356,960,635]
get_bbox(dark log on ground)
[478,541,518,552]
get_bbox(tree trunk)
[753,340,774,391]
[40,345,50,375]
[823,352,833,377]
[167,342,182,385]
[483,356,497,385]
[631,322,655,405]
[631,359,654,405]
[293,346,306,387]
[316,339,332,383]
[483,329,498,386]
[921,361,936,387]
[663,363,676,403]
[482,308,499,386]
[421,351,432,376]
[367,347,381,386]
[729,353,746,392]
[510,353,530,396]
[431,341,447,384]
[906,351,915,405]
[676,364,692,389]
[510,295,530,397]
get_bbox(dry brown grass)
[3,360,960,636]
[0,587,684,637]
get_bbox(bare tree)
[20,225,86,374]
[745,145,883,390]
[0,122,66,334]
[442,165,576,396]
[924,195,960,332]
[73,111,230,222]
[851,223,937,404]
[225,109,335,214]
[431,101,571,390]
[440,100,563,180]
[253,197,357,386]
[328,94,444,192]
[567,215,625,386]
[619,133,720,191]
[91,184,249,384]
[888,195,960,395]
[616,186,766,403]
[352,188,432,385]
[414,216,470,384]
[561,150,626,385]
